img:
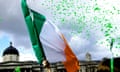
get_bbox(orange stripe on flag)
[61,34,80,72]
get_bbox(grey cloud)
[68,25,109,60]
[0,0,31,49]
[13,35,31,49]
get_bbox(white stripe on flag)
[40,21,66,63]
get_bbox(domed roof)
[3,42,19,56]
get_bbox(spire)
[10,42,12,46]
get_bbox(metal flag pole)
[110,38,114,72]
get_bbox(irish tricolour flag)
[21,0,80,72]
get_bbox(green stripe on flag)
[21,0,46,64]
[32,10,46,34]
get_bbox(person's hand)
[42,60,50,68]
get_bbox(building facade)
[0,42,100,72]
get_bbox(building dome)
[3,42,19,56]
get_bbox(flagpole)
[110,38,114,72]
[110,53,114,72]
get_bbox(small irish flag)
[14,66,21,72]
[21,0,80,72]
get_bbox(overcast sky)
[1,0,120,62]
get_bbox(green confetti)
[117,10,120,14]
[39,0,120,56]
[105,23,113,28]
[94,7,101,11]
[105,33,110,36]
[113,6,116,10]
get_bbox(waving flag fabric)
[21,0,80,72]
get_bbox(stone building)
[0,42,100,72]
